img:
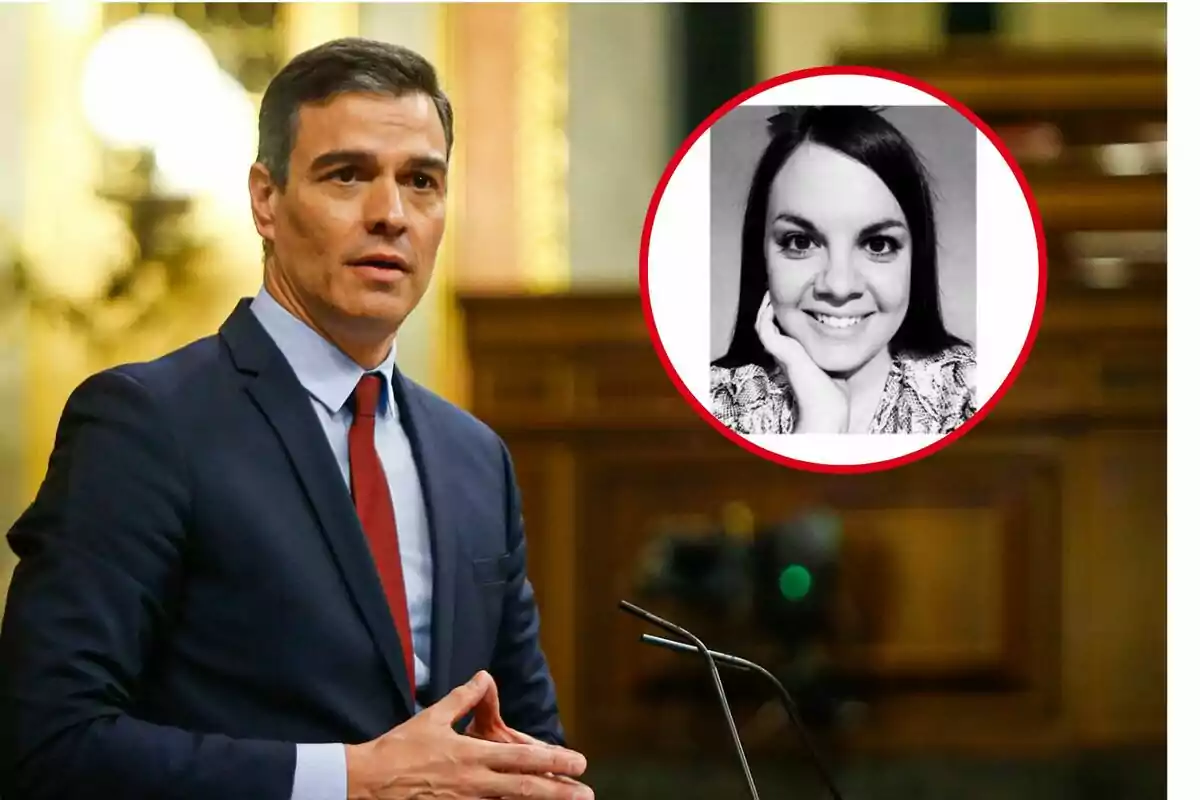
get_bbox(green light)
[778,564,813,601]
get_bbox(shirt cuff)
[290,742,348,800]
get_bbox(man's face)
[250,91,448,337]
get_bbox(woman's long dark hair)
[713,105,967,370]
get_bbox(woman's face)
[764,142,912,376]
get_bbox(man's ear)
[248,162,279,245]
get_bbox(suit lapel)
[220,300,416,714]
[393,373,458,702]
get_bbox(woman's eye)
[863,235,900,257]
[780,233,817,254]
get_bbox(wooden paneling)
[507,440,581,735]
[466,294,686,431]
[557,434,1065,756]
[1063,430,1167,746]
[837,508,1009,674]
[834,51,1167,114]
[995,329,1166,424]
[1031,175,1166,231]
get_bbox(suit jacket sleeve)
[488,441,566,746]
[0,369,296,800]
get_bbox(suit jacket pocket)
[472,553,511,586]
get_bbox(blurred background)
[0,2,1166,799]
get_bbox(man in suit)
[0,37,592,800]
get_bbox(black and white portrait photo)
[708,104,979,436]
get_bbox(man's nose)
[365,180,407,235]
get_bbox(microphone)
[640,633,846,800]
[618,600,761,800]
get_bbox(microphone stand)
[640,633,846,800]
[618,601,761,800]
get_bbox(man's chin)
[337,293,419,327]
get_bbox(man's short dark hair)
[256,37,454,187]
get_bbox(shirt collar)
[249,286,398,418]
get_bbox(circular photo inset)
[642,67,1046,473]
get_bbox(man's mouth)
[348,255,411,273]
[804,311,873,330]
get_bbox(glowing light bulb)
[81,14,219,150]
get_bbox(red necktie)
[349,373,416,697]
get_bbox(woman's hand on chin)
[756,292,848,434]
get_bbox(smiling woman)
[710,105,978,436]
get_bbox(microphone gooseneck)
[640,634,845,800]
[617,601,760,800]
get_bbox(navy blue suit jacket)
[0,300,563,799]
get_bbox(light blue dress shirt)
[250,288,433,800]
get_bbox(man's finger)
[505,728,553,747]
[469,670,503,731]
[477,771,594,800]
[466,719,558,748]
[471,738,588,777]
[427,671,491,727]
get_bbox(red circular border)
[639,65,1048,475]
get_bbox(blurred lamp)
[81,13,257,200]
[81,14,218,151]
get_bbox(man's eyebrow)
[308,150,372,174]
[307,150,449,174]
[407,154,449,174]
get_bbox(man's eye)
[412,173,438,191]
[328,167,358,183]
